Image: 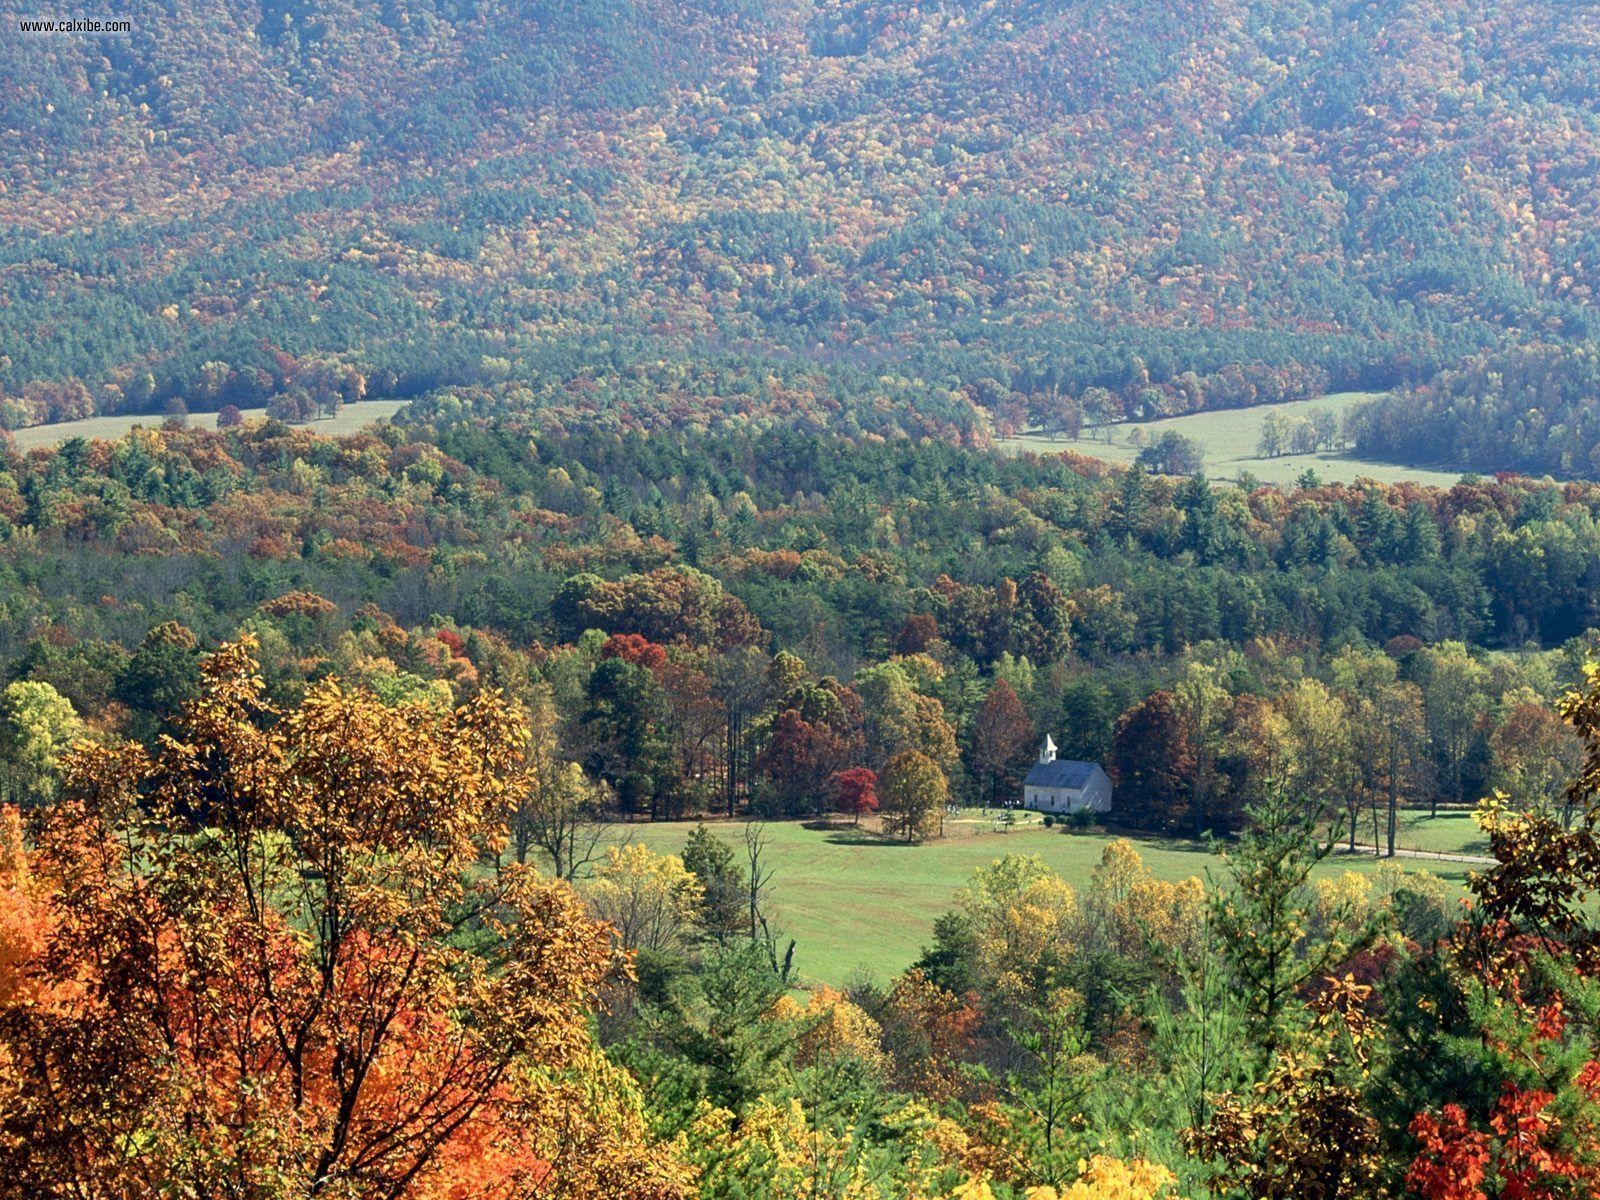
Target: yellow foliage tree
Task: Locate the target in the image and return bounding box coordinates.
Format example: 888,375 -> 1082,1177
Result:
585,843 -> 704,954
1084,839 -> 1205,965
958,854 -> 1080,1003
691,1094 -> 992,1200
690,1097 -> 880,1200
771,985 -> 892,1075
1026,1155 -> 1179,1200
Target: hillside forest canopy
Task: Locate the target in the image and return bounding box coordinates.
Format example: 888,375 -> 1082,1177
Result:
2,1 -> 1600,470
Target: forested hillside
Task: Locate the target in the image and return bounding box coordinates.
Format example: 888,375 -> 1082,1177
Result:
1351,342 -> 1600,478
3,0 -> 1599,438
13,5 -> 1600,1195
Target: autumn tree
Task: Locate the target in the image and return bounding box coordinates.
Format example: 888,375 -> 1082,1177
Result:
754,708 -> 836,816
1189,977 -> 1388,1200
520,765 -> 612,877
1173,663 -> 1230,836
1333,647 -> 1429,856
832,766 -> 878,824
659,654 -> 726,814
712,646 -> 772,817
1081,839 -> 1205,970
969,679 -> 1035,809
0,805 -> 39,1008
601,632 -> 669,671
0,638 -> 691,1198
856,662 -> 958,774
1490,693 -> 1584,822
948,854 -> 1080,1010
585,844 -> 704,957
878,968 -> 980,1101
753,677 -> 862,817
879,749 -> 949,843
1277,677 -> 1358,845
511,694 -> 611,879
1110,691 -> 1194,833
0,681 -> 82,807
554,566 -> 761,650
1404,660 -> 1600,1199
896,613 -> 939,655
1420,642 -> 1489,812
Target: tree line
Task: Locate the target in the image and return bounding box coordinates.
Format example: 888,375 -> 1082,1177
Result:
4,422 -> 1599,829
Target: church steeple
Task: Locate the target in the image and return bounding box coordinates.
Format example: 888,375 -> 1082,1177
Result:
1038,734 -> 1057,764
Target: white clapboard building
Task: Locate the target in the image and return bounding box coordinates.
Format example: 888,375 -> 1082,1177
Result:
1021,736 -> 1113,815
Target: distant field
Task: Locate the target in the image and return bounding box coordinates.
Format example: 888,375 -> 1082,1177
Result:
599,813 -> 1471,986
1001,392 -> 1468,488
10,400 -> 411,450
1392,810 -> 1492,857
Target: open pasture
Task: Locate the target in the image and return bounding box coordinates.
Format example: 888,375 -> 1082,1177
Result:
10,400 -> 411,450
602,813 -> 1472,986
1001,392 -> 1467,488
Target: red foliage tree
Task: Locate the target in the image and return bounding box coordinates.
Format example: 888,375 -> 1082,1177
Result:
969,679 -> 1035,808
755,708 -> 840,817
832,766 -> 878,824
601,632 -> 669,672
1109,690 -> 1195,832
896,614 -> 938,655
1405,667 -> 1600,1199
1408,1074 -> 1600,1200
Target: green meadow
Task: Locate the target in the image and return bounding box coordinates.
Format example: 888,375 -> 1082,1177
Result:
600,813 -> 1476,986
1001,392 -> 1468,488
10,399 -> 411,450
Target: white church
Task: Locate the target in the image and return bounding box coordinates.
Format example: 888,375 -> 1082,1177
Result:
1021,736 -> 1113,815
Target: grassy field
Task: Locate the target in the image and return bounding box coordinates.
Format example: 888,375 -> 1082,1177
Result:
601,813 -> 1473,986
1390,810 -> 1493,857
1333,809 -> 1492,858
10,400 -> 411,450
1001,392 -> 1467,488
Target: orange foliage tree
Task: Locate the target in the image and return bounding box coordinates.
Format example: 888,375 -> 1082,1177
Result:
0,638 -> 692,1199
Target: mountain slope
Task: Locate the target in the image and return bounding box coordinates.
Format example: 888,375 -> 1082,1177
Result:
2,0 -> 1598,440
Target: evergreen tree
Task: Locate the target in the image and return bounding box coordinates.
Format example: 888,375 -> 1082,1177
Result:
1212,781 -> 1368,1063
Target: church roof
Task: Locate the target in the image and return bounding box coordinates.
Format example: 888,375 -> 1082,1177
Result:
1023,759 -> 1101,789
